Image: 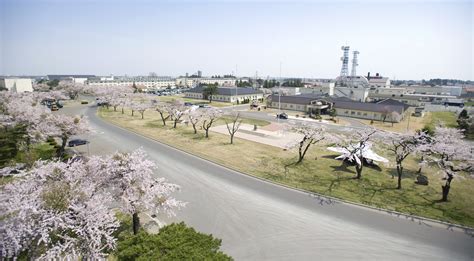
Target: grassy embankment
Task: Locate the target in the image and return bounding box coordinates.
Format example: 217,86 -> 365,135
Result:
99,107 -> 474,227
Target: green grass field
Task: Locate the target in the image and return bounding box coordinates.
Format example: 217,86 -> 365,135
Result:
99,107 -> 474,227
426,111 -> 458,128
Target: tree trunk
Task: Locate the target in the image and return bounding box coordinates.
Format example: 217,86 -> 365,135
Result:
355,163 -> 363,179
58,136 -> 68,157
114,106 -> 117,112
417,155 -> 424,174
121,107 -> 124,114
141,112 -> 144,119
159,113 -> 167,126
192,124 -> 197,134
205,128 -> 209,138
230,134 -> 234,144
396,164 -> 403,189
173,120 -> 178,128
441,175 -> 453,202
131,110 -> 134,116
132,212 -> 140,235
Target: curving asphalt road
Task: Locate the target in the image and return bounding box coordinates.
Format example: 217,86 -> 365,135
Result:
65,104 -> 473,261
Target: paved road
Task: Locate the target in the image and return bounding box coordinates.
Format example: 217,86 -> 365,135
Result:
64,104 -> 473,261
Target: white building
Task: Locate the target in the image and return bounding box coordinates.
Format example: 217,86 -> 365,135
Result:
403,85 -> 462,96
333,86 -> 370,102
368,77 -> 391,88
87,77 -> 176,89
0,78 -> 33,93
175,77 -> 198,87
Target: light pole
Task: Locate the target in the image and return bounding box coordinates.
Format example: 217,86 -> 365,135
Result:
278,62 -> 282,124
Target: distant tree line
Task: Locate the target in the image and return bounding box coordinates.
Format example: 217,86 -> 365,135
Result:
282,79 -> 304,87
392,79 -> 473,86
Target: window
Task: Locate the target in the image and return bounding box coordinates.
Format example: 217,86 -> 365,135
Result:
345,111 -> 349,114
351,111 -> 355,115
357,112 -> 361,115
363,113 -> 367,116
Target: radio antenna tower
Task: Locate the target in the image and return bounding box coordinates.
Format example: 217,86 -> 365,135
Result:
351,50 -> 359,77
340,46 -> 350,77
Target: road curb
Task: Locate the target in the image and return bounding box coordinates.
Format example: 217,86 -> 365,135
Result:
97,110 -> 474,234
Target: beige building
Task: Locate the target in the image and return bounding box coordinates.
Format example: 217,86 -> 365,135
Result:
333,99 -> 407,123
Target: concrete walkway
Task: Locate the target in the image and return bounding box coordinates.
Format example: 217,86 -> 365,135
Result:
211,123 -> 303,148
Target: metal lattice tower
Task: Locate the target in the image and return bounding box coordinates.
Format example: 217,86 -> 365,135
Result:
340,46 -> 350,77
351,51 -> 359,77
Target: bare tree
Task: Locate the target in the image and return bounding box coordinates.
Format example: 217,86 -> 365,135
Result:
225,112 -> 242,144
201,108 -> 222,138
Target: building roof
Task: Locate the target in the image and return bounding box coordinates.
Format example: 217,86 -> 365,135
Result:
376,98 -> 410,110
369,77 -> 390,84
333,100 -> 405,114
47,75 -> 96,80
268,94 -> 329,105
186,86 -> 262,96
445,98 -> 464,103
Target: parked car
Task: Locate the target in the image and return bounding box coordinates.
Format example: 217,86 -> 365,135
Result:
68,139 -> 88,147
198,104 -> 210,108
51,104 -> 59,111
184,102 -> 193,106
81,100 -> 89,104
276,113 -> 288,119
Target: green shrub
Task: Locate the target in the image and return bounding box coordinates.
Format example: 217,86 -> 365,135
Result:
116,222 -> 232,261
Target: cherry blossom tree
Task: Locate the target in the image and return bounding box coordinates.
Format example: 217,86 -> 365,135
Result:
201,108 -> 223,138
187,108 -> 203,134
47,114 -> 90,156
0,149 -> 185,258
103,149 -> 185,234
155,102 -> 171,126
3,93 -> 54,148
135,101 -> 153,119
383,131 -> 428,189
421,127 -> 473,201
167,101 -> 187,128
286,122 -> 332,164
0,159 -> 119,259
333,128 -> 378,179
57,81 -> 84,100
390,111 -> 401,126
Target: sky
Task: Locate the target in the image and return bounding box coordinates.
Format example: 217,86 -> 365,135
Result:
0,0 -> 473,80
